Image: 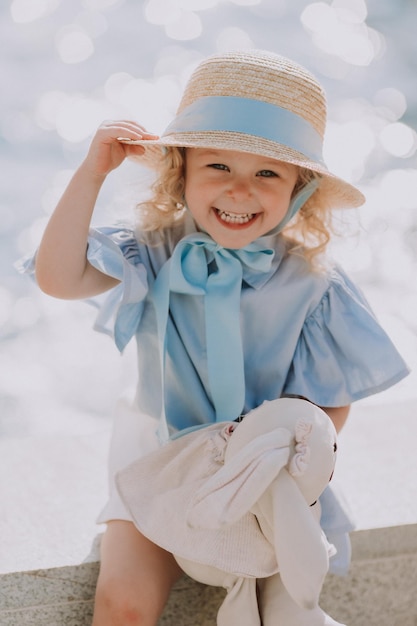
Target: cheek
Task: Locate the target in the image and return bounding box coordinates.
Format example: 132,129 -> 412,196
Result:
186,180 -> 216,207
184,178 -> 197,206
282,184 -> 297,203
184,181 -> 209,217
262,184 -> 293,206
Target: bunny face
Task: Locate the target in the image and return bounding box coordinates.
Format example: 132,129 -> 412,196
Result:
225,398 -> 337,507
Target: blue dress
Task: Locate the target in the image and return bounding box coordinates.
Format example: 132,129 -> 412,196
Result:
19,212 -> 410,574
85,214 -> 408,426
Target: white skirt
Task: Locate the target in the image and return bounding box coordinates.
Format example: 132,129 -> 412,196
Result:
97,398 -> 162,524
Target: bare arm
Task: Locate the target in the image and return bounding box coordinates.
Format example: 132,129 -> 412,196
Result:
320,405 -> 350,433
35,121 -> 158,300
282,394 -> 350,433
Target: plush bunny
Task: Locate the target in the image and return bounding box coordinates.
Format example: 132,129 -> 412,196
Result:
116,398 -> 345,625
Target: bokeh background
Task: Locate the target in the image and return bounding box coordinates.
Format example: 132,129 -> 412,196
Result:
2,0 -> 417,441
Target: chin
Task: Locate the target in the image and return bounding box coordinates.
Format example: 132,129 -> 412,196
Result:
213,235 -> 257,249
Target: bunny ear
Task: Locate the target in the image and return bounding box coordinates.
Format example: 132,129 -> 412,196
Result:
255,469 -> 329,610
187,428 -> 291,529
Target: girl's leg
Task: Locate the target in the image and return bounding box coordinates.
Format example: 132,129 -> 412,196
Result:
92,520 -> 183,626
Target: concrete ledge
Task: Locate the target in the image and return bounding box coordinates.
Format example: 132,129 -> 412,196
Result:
321,524 -> 417,626
0,563 -> 99,626
1,524 -> 416,626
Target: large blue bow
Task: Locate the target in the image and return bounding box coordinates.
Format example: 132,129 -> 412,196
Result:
151,232 -> 275,441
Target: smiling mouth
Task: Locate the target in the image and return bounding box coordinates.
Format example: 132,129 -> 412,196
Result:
215,209 -> 257,225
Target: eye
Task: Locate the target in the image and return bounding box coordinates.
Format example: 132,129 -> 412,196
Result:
257,169 -> 278,178
208,163 -> 229,171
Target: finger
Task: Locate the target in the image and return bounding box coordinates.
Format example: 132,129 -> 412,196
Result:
117,135 -> 159,145
118,120 -> 154,135
101,120 -> 158,140
124,144 -> 147,157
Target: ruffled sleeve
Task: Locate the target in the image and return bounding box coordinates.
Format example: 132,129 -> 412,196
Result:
86,226 -> 148,352
283,268 -> 410,407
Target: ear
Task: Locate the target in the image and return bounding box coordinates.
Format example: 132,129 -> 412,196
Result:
255,468 -> 329,610
187,428 -> 291,529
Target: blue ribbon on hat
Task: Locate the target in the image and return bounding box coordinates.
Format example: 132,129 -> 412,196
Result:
163,95 -> 325,165
151,181 -> 319,442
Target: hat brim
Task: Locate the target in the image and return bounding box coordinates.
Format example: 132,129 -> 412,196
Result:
122,131 -> 365,210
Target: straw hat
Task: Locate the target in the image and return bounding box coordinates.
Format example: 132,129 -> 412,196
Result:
125,50 -> 365,209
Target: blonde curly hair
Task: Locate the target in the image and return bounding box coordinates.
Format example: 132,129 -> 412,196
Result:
136,147 -> 335,264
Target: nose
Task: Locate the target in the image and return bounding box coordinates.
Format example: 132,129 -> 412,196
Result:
226,175 -> 252,200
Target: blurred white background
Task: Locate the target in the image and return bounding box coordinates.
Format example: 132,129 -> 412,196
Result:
1,0 -> 416,439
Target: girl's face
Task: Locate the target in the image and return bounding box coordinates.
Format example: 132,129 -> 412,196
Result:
184,148 -> 299,249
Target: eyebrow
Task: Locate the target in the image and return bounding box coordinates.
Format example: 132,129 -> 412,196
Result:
260,158 -> 293,171
194,149 -> 224,158
192,149 -> 294,172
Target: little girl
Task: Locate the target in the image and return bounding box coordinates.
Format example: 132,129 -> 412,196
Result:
30,50 -> 408,625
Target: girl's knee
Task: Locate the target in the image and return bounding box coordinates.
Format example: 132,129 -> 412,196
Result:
92,521 -> 181,626
93,574 -> 160,626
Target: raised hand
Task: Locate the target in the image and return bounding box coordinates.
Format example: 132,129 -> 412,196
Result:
82,120 -> 159,178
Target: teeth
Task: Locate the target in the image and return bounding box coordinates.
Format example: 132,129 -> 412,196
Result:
217,210 -> 255,224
